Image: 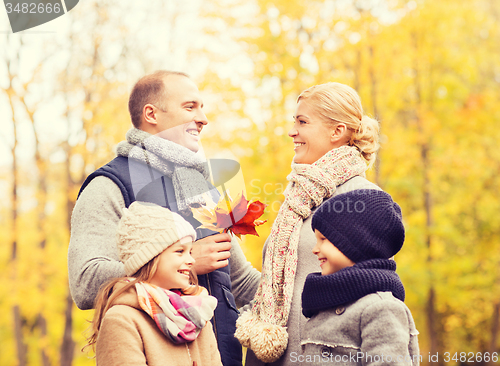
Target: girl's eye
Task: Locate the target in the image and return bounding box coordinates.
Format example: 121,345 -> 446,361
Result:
186,105 -> 194,110
299,120 -> 306,124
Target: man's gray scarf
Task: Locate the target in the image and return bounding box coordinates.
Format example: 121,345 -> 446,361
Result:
116,128 -> 210,215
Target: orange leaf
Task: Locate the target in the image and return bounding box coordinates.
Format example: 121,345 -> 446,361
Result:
215,208 -> 234,229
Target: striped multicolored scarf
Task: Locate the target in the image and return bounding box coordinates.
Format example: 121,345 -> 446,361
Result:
135,282 -> 217,344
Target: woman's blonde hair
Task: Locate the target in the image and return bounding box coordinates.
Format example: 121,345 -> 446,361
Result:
84,254 -> 198,354
297,82 -> 380,165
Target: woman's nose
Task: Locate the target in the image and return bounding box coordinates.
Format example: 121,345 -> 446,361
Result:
288,127 -> 297,137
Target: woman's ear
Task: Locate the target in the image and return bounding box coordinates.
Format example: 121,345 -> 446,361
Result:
330,123 -> 348,144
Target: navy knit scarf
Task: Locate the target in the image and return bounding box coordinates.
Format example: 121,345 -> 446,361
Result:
302,259 -> 405,318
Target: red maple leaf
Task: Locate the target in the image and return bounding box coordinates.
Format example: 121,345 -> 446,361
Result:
192,192 -> 267,238
230,200 -> 267,238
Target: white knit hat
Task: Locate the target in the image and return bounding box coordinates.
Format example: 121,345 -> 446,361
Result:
117,201 -> 197,276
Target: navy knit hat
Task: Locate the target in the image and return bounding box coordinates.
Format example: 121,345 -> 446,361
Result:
311,189 -> 404,263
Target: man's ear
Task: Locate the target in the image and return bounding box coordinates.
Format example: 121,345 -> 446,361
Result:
330,123 -> 347,144
143,104 -> 158,127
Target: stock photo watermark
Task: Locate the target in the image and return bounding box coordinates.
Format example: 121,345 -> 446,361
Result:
249,179 -> 377,214
291,350 -> 499,364
3,0 -> 79,32
290,351 -> 423,364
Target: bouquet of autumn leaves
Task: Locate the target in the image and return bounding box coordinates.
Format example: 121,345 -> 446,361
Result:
191,192 -> 267,238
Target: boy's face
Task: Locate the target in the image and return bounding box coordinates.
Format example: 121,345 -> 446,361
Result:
312,229 -> 355,275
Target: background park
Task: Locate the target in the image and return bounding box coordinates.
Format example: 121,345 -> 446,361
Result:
1,0 -> 500,365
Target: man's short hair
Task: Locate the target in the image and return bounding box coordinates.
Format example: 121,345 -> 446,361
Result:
128,70 -> 189,128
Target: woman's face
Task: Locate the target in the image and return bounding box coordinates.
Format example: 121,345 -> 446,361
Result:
288,100 -> 339,165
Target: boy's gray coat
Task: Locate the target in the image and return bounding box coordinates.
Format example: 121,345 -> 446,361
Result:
300,292 -> 420,366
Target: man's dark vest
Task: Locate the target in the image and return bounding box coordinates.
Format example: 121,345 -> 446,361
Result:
79,156 -> 242,366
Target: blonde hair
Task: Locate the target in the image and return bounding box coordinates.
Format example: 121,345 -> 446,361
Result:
297,82 -> 380,165
84,254 -> 198,354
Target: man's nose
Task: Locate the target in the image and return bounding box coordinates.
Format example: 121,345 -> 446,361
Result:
196,110 -> 208,125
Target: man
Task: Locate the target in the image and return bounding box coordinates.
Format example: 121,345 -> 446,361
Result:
68,71 -> 260,366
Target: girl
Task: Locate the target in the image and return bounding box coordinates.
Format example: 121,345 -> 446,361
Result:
86,201 -> 222,366
301,190 -> 420,365
236,82 -> 381,365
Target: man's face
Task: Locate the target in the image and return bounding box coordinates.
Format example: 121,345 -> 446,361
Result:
155,75 -> 208,152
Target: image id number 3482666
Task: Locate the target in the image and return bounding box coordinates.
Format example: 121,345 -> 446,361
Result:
443,352 -> 498,363
5,3 -> 62,14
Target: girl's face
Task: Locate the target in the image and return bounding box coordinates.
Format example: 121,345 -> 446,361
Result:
312,229 -> 354,275
289,100 -> 343,165
149,237 -> 195,290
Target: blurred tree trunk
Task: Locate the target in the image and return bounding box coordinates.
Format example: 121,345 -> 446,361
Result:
488,302 -> 500,365
5,34 -> 28,366
487,0 -> 500,361
60,292 -> 75,366
15,69 -> 52,366
9,96 -> 27,366
421,134 -> 438,361
368,42 -> 381,188
60,118 -> 76,366
32,120 -> 51,366
59,61 -> 76,366
411,28 -> 442,365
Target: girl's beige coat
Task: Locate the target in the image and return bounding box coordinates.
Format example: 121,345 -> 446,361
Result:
96,284 -> 222,366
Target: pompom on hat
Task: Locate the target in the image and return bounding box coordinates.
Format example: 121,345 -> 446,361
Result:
117,201 -> 197,276
311,189 -> 405,263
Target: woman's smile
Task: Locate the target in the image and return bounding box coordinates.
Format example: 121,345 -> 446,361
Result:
293,142 -> 305,150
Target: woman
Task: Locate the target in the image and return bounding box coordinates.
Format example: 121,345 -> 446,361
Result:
235,82 -> 381,365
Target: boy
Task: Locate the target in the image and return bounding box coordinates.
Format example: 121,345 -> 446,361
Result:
301,190 -> 420,365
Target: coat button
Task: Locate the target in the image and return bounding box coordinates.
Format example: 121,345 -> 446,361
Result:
335,306 -> 345,315
320,346 -> 331,357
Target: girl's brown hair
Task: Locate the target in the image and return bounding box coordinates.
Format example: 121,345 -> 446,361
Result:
298,82 -> 380,166
84,253 -> 198,353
